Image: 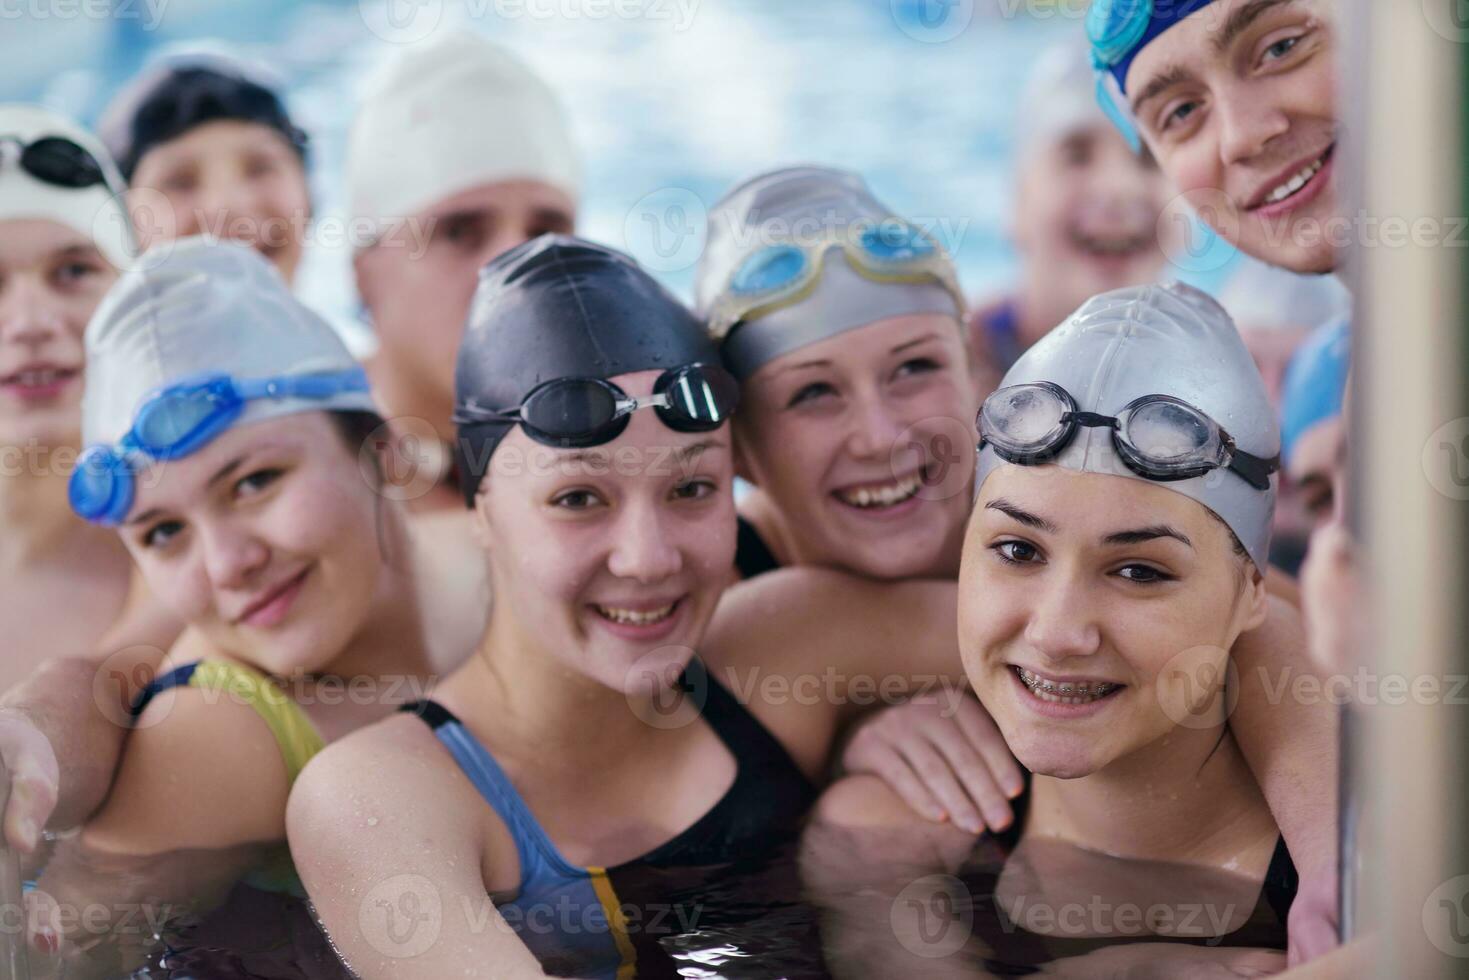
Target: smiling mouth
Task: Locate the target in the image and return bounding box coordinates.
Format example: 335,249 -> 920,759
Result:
1256,145 -> 1333,209
1070,228 -> 1151,259
1013,666 -> 1123,705
593,601 -> 679,626
1,366 -> 78,388
834,469 -> 924,510
237,567 -> 310,626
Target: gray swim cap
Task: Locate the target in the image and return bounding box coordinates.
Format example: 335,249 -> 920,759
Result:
976,281 -> 1278,569
695,165 -> 963,380
83,237 -> 376,449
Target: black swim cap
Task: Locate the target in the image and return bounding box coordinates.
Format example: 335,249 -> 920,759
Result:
101,62 -> 308,182
454,234 -> 720,506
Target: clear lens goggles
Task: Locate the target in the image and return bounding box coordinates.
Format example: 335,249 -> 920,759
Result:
978,381 -> 1278,491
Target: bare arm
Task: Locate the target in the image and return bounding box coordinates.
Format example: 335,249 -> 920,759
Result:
800,775 -> 985,979
1230,596 -> 1340,963
0,573 -> 181,848
288,720 -> 550,980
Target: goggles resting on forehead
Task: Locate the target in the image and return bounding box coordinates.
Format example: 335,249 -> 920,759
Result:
453,362 -> 740,450
706,220 -> 964,339
69,368 -> 371,526
0,135 -> 109,190
978,381 -> 1278,491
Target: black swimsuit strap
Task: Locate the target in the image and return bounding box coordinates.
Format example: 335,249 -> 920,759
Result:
734,516 -> 781,579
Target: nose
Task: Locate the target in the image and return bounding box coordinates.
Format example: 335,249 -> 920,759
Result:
480,227 -> 528,269
606,498 -> 683,584
194,174 -> 272,241
0,278 -> 66,347
199,519 -> 271,595
845,386 -> 907,461
1217,85 -> 1291,168
1022,567 -> 1103,664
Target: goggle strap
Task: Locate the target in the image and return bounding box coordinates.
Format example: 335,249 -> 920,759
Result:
1228,450 -> 1280,492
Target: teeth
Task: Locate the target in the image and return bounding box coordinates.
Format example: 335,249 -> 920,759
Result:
838,473 -> 922,509
1264,156 -> 1325,205
10,369 -> 61,387
595,603 -> 675,626
1016,667 -> 1117,705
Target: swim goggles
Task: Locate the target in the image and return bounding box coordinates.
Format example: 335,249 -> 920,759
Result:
978,381 -> 1278,491
70,367 -> 371,526
1085,0 -> 1219,153
0,135 -> 109,189
705,221 -> 964,339
453,363 -> 740,450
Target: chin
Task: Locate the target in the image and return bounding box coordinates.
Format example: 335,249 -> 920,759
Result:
611,642 -> 696,699
1013,742 -> 1103,780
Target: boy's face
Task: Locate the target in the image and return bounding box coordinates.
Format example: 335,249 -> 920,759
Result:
1126,0 -> 1338,274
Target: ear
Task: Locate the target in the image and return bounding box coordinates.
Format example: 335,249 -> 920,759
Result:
353,247 -> 378,311
730,424 -> 758,488
468,481 -> 495,552
1240,564 -> 1270,634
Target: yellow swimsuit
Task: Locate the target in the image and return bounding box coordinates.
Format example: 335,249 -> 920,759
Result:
131,659 -> 325,893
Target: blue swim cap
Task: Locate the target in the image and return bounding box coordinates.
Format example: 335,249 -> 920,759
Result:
1087,0 -> 1219,94
1280,318 -> 1351,467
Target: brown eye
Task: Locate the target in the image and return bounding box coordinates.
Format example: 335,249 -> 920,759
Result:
994,540 -> 1039,565
142,519 -> 185,549
552,488 -> 602,510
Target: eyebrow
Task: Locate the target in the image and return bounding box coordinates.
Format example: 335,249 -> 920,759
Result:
1103,525 -> 1194,549
773,357 -> 833,377
985,498 -> 1058,534
553,441 -> 726,467
1214,0 -> 1297,55
892,333 -> 940,355
1130,0 -> 1299,116
1129,64 -> 1199,117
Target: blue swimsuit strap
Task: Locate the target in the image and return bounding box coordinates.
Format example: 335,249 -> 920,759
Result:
400,701 -> 586,882
130,662 -> 201,719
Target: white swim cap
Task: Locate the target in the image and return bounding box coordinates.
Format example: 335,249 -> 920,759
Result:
1013,39 -> 1109,162
0,104 -> 134,269
82,237 -> 376,449
346,32 -> 581,245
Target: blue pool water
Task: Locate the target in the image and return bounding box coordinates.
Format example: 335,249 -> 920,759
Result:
1,0 -> 1235,331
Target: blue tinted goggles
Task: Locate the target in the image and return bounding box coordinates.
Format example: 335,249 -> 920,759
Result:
706,221 -> 963,339
69,368 -> 370,526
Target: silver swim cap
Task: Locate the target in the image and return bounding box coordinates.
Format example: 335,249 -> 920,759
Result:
82,237 -> 376,449
695,165 -> 963,380
976,281 -> 1278,569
